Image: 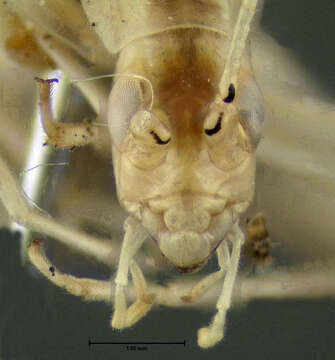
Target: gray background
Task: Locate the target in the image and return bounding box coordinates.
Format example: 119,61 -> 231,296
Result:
1,1 -> 335,359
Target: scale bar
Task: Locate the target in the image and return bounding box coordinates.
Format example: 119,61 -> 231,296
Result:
89,340 -> 186,347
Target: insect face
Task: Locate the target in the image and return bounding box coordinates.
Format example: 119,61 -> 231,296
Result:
107,30 -> 262,271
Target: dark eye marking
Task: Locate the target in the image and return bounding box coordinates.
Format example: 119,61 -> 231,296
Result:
205,112 -> 223,136
223,84 -> 235,103
150,130 -> 170,145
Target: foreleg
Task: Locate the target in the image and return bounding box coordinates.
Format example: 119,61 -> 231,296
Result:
111,217 -> 155,329
198,223 -> 244,348
181,241 -> 230,303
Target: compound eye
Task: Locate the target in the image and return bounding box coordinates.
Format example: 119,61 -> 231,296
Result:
238,81 -> 264,148
108,78 -> 144,146
239,109 -> 263,147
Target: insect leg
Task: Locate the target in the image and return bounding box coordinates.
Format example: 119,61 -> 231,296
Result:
123,260 -> 156,327
198,224 -> 244,348
0,153 -> 115,264
181,242 -> 230,303
35,77 -> 100,149
28,239 -> 112,302
112,217 -> 149,329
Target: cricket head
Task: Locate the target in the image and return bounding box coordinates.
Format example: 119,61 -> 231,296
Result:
107,73 -> 263,272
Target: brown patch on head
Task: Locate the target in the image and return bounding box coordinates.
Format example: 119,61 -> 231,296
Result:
156,29 -> 221,158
